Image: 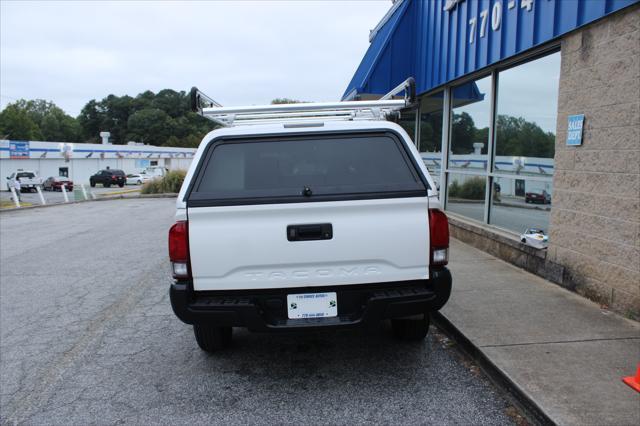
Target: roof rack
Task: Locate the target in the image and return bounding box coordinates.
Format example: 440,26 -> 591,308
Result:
190,77 -> 415,127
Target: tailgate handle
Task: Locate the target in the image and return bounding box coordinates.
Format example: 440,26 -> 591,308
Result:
287,223 -> 332,241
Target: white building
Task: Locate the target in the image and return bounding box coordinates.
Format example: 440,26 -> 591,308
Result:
0,140 -> 195,184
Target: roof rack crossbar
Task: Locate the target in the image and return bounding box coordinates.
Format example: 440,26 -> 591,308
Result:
190,78 -> 415,127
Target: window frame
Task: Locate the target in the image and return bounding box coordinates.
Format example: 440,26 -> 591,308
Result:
413,43 -> 561,234
185,129 -> 430,208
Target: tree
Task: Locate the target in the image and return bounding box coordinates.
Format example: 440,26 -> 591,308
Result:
495,115 -> 554,158
78,89 -> 217,146
127,108 -> 175,146
451,112 -> 486,154
271,98 -> 305,104
0,104 -> 41,140
0,99 -> 80,141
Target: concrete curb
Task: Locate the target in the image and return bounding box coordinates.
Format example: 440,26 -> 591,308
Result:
432,312 -> 555,426
0,193 -> 178,213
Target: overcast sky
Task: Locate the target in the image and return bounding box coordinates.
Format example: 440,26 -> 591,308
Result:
1,0 -> 392,116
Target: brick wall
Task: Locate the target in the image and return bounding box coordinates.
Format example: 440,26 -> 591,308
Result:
548,4 -> 640,319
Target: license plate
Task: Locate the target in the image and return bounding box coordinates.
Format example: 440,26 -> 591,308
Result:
287,292 -> 337,319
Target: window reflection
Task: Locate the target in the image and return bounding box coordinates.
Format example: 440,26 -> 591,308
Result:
397,110 -> 416,143
494,52 -> 560,177
446,173 -> 486,222
490,176 -> 551,234
449,76 -> 491,172
418,91 -> 444,188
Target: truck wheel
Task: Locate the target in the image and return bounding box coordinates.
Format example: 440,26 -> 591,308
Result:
118,183 -> 124,188
392,314 -> 430,341
90,181 -> 95,188
193,325 -> 232,353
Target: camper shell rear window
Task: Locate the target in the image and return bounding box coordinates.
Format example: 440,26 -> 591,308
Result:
187,131 -> 427,207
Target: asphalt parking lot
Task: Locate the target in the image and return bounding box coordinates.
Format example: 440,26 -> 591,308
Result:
0,199 -> 520,425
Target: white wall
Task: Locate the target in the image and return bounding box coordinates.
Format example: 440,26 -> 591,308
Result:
1,140 -> 195,184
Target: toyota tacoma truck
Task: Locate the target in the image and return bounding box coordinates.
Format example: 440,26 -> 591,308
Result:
169,94 -> 452,353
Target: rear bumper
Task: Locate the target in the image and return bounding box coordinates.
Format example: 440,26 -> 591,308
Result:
170,268 -> 452,332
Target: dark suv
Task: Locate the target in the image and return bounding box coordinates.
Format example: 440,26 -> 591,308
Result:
90,169 -> 126,188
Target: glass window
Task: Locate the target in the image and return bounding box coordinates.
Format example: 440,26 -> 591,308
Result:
494,52 -> 559,177
446,173 -> 486,222
397,110 -> 416,143
449,76 -> 491,172
193,135 -> 426,200
490,52 -> 559,233
418,91 -> 444,188
489,176 -> 551,234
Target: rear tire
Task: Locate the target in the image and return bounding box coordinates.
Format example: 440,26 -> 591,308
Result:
392,314 -> 430,341
193,325 -> 232,353
118,183 -> 124,188
90,180 -> 95,188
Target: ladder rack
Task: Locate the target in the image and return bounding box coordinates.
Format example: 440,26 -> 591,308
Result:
190,77 -> 415,127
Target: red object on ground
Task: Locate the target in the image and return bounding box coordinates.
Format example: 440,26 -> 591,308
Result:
622,364 -> 640,393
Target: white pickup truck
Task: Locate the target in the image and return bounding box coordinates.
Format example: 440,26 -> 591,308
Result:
5,170 -> 43,192
169,94 -> 452,353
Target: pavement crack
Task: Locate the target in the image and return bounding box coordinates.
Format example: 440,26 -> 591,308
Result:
480,336 -> 640,348
1,258 -> 165,425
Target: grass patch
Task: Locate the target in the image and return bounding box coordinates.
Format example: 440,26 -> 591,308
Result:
141,170 -> 187,194
0,200 -> 33,209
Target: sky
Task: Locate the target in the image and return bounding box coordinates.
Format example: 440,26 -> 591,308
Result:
0,0 -> 392,117
453,52 -> 561,134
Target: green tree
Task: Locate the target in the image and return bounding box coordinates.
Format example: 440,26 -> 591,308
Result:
0,99 -> 80,141
127,108 -> 175,146
271,98 -> 305,104
0,104 -> 41,140
495,115 -> 555,158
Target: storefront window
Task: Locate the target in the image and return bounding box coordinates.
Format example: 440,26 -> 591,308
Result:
446,173 -> 486,222
490,52 -> 559,233
397,110 -> 416,143
418,91 -> 444,188
449,76 -> 491,173
490,176 -> 551,234
493,52 -> 559,177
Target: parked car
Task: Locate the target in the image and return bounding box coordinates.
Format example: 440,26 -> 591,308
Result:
89,169 -> 126,188
43,176 -> 74,191
126,173 -> 152,185
5,170 -> 44,192
525,190 -> 551,204
169,97 -> 452,353
520,228 -> 549,248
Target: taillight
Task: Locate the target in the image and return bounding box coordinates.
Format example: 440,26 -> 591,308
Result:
169,221 -> 191,279
111,175 -> 117,180
429,209 -> 449,267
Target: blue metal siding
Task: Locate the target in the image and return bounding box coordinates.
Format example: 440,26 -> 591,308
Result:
344,0 -> 639,99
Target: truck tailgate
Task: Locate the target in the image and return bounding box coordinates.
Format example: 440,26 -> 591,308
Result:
188,197 -> 429,291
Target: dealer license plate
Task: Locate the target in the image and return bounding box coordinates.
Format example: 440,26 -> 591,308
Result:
287,292 -> 337,319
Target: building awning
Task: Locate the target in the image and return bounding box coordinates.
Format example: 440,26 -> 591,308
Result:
344,0 -> 638,102
342,0 -> 413,101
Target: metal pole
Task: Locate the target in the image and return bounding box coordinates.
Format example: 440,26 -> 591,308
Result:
484,70 -> 499,225
81,184 -> 88,200
36,186 -> 46,205
9,187 -> 20,208
440,87 -> 452,205
61,184 -> 69,203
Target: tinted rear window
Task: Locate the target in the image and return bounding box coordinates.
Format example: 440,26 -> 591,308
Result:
190,134 -> 426,203
17,172 -> 35,179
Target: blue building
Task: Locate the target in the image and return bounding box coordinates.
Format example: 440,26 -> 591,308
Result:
345,0 -> 640,316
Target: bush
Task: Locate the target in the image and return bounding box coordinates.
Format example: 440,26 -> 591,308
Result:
448,177 -> 485,200
141,169 -> 187,194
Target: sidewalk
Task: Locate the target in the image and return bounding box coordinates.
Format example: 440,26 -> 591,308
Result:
442,239 -> 640,426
